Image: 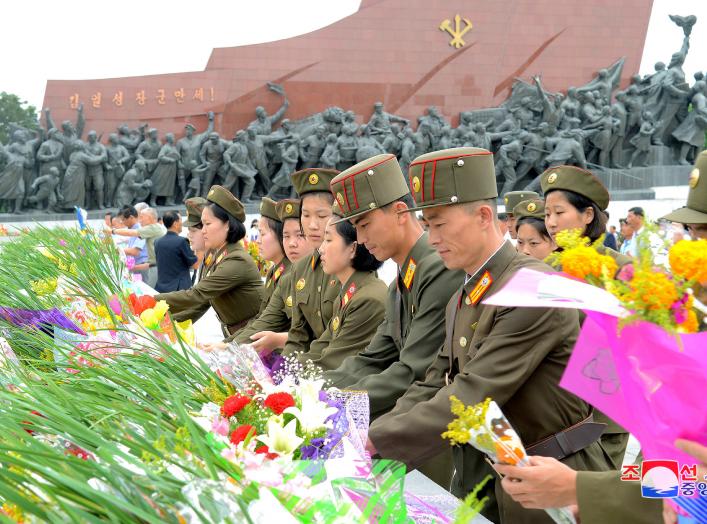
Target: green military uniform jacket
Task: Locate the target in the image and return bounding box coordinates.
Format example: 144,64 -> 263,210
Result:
302,270 -> 387,372
369,242 -> 613,523
232,271 -> 295,344
324,232 -> 464,419
228,258 -> 291,341
156,242 -> 263,336
283,251 -> 341,356
576,470 -> 662,523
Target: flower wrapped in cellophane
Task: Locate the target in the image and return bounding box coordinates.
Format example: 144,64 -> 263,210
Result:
443,396 -> 577,524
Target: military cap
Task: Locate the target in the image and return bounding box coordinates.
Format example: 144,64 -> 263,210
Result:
540,165 -> 610,211
276,199 -> 301,222
407,147 -> 496,210
259,197 -> 280,222
332,200 -> 344,218
206,185 -> 246,222
662,151 -> 707,224
504,191 -> 540,215
512,198 -> 545,221
291,168 -> 340,198
329,154 -> 410,222
184,197 -> 207,227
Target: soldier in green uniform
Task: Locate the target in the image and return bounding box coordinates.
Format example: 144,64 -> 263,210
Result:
542,165 -> 632,269
156,185 -> 264,337
367,147 -> 612,524
503,190 -> 540,239
171,197 -> 208,321
302,202 -> 387,371
324,153 -> 462,487
541,165 -> 631,468
282,168 -> 342,357
512,198 -> 556,261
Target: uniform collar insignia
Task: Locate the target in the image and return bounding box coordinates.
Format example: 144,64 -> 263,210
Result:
402,258 -> 417,290
341,282 -> 357,308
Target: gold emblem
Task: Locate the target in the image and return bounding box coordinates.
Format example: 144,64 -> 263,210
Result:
296,278 -> 305,291
439,14 -> 473,49
547,172 -> 558,184
208,188 -> 215,198
308,173 -> 319,185
689,168 -> 700,189
412,176 -> 421,193
286,295 -> 293,307
332,316 -> 340,331
285,203 -> 294,215
259,202 -> 264,212
459,336 -> 468,348
504,197 -> 509,205
527,202 -> 537,213
464,296 -> 471,306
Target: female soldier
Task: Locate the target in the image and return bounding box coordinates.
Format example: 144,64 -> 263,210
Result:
512,198 -> 555,261
156,185 -> 263,337
540,165 -> 630,469
282,168 -> 342,357
301,205 -> 387,371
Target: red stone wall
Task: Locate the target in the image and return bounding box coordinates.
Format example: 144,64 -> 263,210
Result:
42,0 -> 654,141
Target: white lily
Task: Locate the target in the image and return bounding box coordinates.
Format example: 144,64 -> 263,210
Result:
284,390 -> 338,434
256,417 -> 304,457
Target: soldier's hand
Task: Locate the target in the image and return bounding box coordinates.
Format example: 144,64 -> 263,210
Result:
249,331 -> 287,354
198,340 -> 227,352
495,455 -> 578,509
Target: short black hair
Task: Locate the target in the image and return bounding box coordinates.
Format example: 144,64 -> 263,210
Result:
498,212 -> 509,222
120,206 -> 138,219
548,189 -> 607,242
515,216 -> 551,241
208,203 -> 246,243
265,217 -> 285,257
619,218 -> 627,225
163,210 -> 181,229
628,207 -> 644,217
335,219 -> 383,272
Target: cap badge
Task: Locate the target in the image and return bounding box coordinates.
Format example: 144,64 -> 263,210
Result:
412,176 -> 421,193
527,202 -> 537,213
308,173 -> 319,185
259,202 -> 264,212
208,188 -> 215,197
504,197 -> 509,205
689,168 -> 700,189
547,172 -> 558,184
285,203 -> 294,214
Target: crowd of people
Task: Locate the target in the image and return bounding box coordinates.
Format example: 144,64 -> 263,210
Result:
101,145 -> 707,523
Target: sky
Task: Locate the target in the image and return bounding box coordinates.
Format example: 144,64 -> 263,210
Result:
1,0 -> 705,113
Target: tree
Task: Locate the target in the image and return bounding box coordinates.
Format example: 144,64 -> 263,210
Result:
0,91 -> 38,144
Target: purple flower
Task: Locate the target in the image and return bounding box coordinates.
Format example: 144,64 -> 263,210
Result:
300,437 -> 326,460
59,239 -> 67,247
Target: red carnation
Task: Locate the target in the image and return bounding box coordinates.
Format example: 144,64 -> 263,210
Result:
263,392 -> 296,415
128,293 -> 157,315
230,424 -> 256,445
255,445 -> 278,459
221,394 -> 251,418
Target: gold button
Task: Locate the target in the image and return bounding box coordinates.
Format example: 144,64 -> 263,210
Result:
464,296 -> 471,306
459,336 -> 467,347
450,196 -> 458,203
367,169 -> 375,175
317,286 -> 321,292
296,278 -> 305,291
457,159 -> 464,167
286,296 -> 293,307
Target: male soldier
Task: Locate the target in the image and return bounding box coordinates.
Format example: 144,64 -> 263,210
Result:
36,128 -> 64,177
367,147 -> 611,524
282,168 -> 342,357
28,166 -> 61,211
135,128 -> 161,176
503,190 -> 540,241
325,154 -> 463,487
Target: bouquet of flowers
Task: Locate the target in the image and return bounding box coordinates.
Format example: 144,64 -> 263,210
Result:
243,238 -> 270,277
443,396 -> 577,524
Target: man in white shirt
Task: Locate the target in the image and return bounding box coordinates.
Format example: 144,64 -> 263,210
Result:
625,206 -> 668,265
